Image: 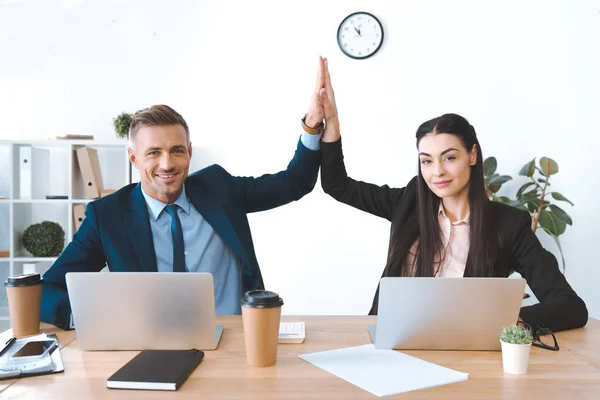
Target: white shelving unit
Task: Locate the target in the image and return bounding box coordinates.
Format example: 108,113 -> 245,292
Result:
0,139 -> 132,329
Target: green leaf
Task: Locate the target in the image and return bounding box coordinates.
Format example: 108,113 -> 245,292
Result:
516,182 -> 535,197
554,215 -> 567,235
519,158 -> 536,177
540,157 -> 559,176
508,198 -> 526,208
488,175 -> 512,186
539,210 -> 559,236
520,191 -> 541,204
497,196 -> 511,203
488,184 -> 501,194
551,192 -> 574,206
486,173 -> 498,187
549,204 -> 572,225
483,157 -> 497,176
536,167 -> 548,177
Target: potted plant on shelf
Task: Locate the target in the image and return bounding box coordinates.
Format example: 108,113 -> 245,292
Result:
112,112 -> 132,139
22,221 -> 65,257
499,325 -> 534,374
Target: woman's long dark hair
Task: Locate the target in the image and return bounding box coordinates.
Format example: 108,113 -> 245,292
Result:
385,113 -> 499,278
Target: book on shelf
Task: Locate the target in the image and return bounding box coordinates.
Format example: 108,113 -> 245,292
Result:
53,134 -> 95,140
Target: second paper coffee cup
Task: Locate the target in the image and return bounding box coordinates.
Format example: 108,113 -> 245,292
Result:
241,290 -> 284,367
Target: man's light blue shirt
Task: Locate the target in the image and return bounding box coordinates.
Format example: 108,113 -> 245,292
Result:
142,186 -> 244,315
140,132 -> 321,315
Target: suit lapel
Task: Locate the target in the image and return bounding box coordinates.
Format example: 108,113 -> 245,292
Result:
186,182 -> 249,266
125,184 -> 158,272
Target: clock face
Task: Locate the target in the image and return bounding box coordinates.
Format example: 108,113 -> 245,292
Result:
337,12 -> 384,60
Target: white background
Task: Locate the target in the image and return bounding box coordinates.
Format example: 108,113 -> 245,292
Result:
1,0 -> 599,318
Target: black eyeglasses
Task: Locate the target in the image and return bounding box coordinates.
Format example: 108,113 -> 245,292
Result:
517,321 -> 560,351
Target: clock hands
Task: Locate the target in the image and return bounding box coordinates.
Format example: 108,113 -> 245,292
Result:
353,26 -> 362,36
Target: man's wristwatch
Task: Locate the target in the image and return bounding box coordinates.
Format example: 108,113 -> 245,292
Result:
301,114 -> 325,135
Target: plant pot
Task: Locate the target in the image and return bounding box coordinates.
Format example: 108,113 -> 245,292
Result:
500,339 -> 531,374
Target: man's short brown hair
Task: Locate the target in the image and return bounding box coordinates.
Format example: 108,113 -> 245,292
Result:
128,105 -> 190,143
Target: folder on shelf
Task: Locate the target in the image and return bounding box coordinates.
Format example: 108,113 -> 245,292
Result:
19,146 -> 32,199
75,147 -> 104,199
73,204 -> 86,232
19,146 -> 49,200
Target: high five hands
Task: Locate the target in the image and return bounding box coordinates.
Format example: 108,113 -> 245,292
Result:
305,56 -> 340,142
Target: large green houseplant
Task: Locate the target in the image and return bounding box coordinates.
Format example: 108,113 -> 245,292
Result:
484,157 -> 573,270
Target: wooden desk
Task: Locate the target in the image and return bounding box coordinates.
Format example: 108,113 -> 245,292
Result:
2,317 -> 600,399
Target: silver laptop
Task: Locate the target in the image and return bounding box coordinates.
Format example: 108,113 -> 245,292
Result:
368,277 -> 526,351
65,272 -> 224,351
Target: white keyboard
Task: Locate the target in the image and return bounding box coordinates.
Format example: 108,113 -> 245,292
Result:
278,321 -> 305,344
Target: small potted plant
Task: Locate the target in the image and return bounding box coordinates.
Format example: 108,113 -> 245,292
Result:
22,221 -> 65,257
499,325 -> 534,374
112,111 -> 132,139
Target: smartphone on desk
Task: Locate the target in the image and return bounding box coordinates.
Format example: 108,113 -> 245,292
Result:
11,340 -> 58,362
1,340 -> 58,376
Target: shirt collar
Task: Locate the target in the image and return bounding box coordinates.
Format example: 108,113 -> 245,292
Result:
438,203 -> 470,226
141,185 -> 191,221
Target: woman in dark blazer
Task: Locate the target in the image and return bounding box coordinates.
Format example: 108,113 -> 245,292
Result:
316,58 -> 587,333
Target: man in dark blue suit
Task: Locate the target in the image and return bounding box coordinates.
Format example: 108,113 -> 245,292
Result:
42,59 -> 330,330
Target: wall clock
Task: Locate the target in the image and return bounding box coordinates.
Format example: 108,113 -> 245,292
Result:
337,12 -> 384,59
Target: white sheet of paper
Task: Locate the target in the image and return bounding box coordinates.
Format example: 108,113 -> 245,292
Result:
299,344 -> 469,397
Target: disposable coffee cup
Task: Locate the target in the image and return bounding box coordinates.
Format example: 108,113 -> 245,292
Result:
241,290 -> 284,367
4,273 -> 44,337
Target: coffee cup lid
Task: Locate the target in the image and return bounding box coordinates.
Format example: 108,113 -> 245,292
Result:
4,273 -> 44,287
241,290 -> 284,309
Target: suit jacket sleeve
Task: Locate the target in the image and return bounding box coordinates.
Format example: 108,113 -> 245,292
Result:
320,138 -> 407,221
41,202 -> 107,330
513,210 -> 588,332
231,136 -> 321,213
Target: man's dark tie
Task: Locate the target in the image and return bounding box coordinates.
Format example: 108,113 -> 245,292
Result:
165,204 -> 186,272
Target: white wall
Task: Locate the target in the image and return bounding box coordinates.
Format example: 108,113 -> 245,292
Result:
1,0 -> 599,318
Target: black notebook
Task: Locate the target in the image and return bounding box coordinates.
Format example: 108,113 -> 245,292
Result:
107,349 -> 204,391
